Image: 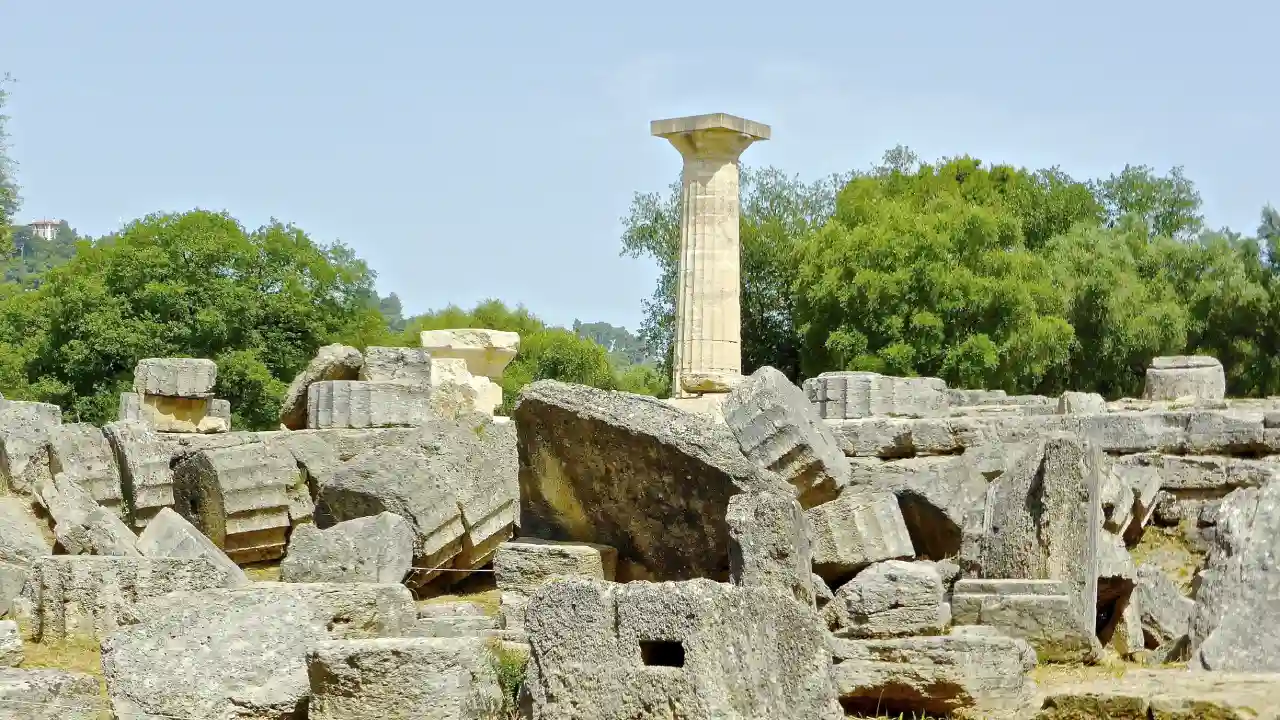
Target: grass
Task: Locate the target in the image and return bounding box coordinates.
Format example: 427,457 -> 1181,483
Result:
1128,521 -> 1204,593
243,562 -> 282,582
417,588 -> 502,617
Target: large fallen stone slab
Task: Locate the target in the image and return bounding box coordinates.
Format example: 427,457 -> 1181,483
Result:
280,511 -> 413,584
831,626 -> 1036,719
35,472 -> 138,556
514,380 -> 791,582
1143,355 -> 1226,403
46,422 -> 124,514
0,401 -> 60,494
101,583 -> 417,720
727,490 -> 813,605
172,440 -> 297,563
521,578 -> 841,720
16,555 -> 235,642
978,435 -> 1101,634
952,578 -> 1100,663
824,560 -> 946,638
807,488 -> 914,584
1035,669 -> 1280,719
102,421 -> 174,529
358,345 -> 432,385
135,507 -> 248,588
133,357 -> 217,397
723,366 -> 851,507
1058,391 -> 1107,414
307,380 -> 433,429
1190,474 -> 1280,671
804,371 -> 948,420
430,416 -> 518,574
856,453 -> 989,560
1135,563 -> 1193,661
306,636 -> 503,720
0,667 -> 108,720
279,343 -> 364,430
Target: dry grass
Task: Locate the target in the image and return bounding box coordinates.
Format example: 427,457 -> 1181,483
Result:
1129,522 -> 1204,593
417,588 -> 502,617
243,562 -> 282,582
18,632 -> 104,680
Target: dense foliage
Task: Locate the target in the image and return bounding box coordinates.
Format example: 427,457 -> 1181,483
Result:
0,74 -> 17,257
621,147 -> 1280,398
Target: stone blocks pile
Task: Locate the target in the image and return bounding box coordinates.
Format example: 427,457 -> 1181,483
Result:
280,511 -> 413,584
952,579 -> 1101,663
420,329 -> 518,417
494,538 -> 616,632
119,357 -> 230,433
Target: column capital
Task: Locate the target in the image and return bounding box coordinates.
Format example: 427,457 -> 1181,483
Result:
651,113 -> 770,161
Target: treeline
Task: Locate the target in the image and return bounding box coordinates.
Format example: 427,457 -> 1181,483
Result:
623,149 -> 1280,400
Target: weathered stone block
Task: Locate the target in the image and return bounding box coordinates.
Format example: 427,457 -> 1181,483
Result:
1143,355 -> 1226,402
494,538 -> 616,596
1034,669 -> 1280,720
101,583 -> 417,720
825,560 -> 946,638
807,488 -> 913,583
514,380 -> 790,582
978,435 -> 1101,635
408,614 -> 502,638
135,507 -> 248,587
172,441 -> 296,563
279,343 -> 363,430
727,490 -> 813,605
1135,563 -> 1193,649
280,511 -> 413,584
1059,391 -> 1107,414
858,453 -> 989,561
137,393 -> 228,433
16,555 -> 235,643
0,497 -> 52,567
0,667 -> 107,719
46,423 -> 124,514
805,371 -> 948,420
444,418 -> 518,573
307,636 -> 503,720
307,380 -> 433,429
724,366 -> 851,507
0,401 -> 60,494
522,578 -> 841,720
952,578 -> 1100,663
36,473 -> 138,556
103,421 -> 174,529
359,346 -> 432,385
831,627 -> 1037,719
420,328 -> 520,381
0,621 -> 20,667
0,562 -> 28,618
133,357 -> 217,397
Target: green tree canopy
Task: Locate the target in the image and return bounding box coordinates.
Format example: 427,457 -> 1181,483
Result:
0,74 -> 19,256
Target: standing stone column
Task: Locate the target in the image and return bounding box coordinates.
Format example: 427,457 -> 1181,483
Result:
651,113 -> 770,398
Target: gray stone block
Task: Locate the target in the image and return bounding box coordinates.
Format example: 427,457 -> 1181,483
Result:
1135,563 -> 1193,649
307,380 -> 433,429
136,507 -> 248,588
46,422 -> 124,514
494,538 -> 616,596
1058,391 -> 1107,414
0,497 -> 52,567
102,421 -> 175,529
727,490 -> 813,605
805,372 -> 948,420
824,560 -> 946,638
807,488 -> 914,583
0,668 -> 107,719
724,366 -> 851,507
279,343 -> 363,430
1143,355 -> 1226,402
521,578 -> 841,720
36,472 -> 138,557
306,636 -> 503,719
0,401 -> 60,494
280,512 -> 413,584
133,357 -> 217,397
952,579 -> 1100,663
359,346 -> 432,385
406,615 -> 502,638
857,454 -> 988,560
0,621 -> 18,668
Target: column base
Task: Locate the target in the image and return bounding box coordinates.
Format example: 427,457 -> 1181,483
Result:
663,395 -> 728,424
680,372 -> 744,395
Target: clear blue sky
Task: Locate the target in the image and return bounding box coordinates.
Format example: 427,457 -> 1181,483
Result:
2,0 -> 1275,332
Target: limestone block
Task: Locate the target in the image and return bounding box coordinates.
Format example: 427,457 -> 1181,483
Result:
444,417 -> 518,572
825,560 -> 946,638
0,497 -> 52,567
494,539 -> 617,596
136,507 -> 248,587
172,441 -> 296,563
521,577 -> 841,720
724,366 -> 852,507
407,614 -> 504,638
1189,474 -> 1280,671
420,328 -> 520,381
279,343 -> 364,429
514,380 -> 790,582
1058,391 -> 1107,414
0,668 -> 107,720
952,578 -> 1101,663
0,621 -> 19,667
727,490 -> 813,605
133,357 -> 217,397
1034,669 -> 1280,720
831,627 -> 1037,719
805,371 -> 948,420
101,583 -> 417,720
279,512 -> 413,584
359,345 -> 432,385
117,391 -> 141,422
307,380 -> 433,429
430,357 -> 502,417
857,453 -> 989,561
664,394 -> 728,423
0,401 -> 60,494
0,562 -> 29,618
46,423 -> 123,516
209,398 -> 231,425
102,421 -> 174,529
418,601 -> 490,619
307,636 -> 503,720
1095,532 -> 1142,657
806,488 -> 914,583
1143,355 -> 1226,402
1136,563 -> 1193,649
16,555 -> 235,643
135,393 -> 225,433
978,435 -> 1102,635
36,473 -> 138,556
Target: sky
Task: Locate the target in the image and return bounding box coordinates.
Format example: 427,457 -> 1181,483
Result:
2,0 -> 1276,333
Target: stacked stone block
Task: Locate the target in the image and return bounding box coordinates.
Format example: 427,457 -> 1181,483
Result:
494,538 -> 617,633
119,357 -> 231,433
420,330 -> 520,417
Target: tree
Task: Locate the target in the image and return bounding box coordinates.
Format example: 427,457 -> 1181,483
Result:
0,210 -> 385,427
0,74 -> 18,256
572,320 -> 654,367
377,292 -> 405,333
1093,165 -> 1204,240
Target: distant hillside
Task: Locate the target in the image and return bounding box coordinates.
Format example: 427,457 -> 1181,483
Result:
572,320 -> 658,368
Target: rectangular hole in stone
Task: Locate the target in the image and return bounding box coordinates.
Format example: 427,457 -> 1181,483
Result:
639,640 -> 685,668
